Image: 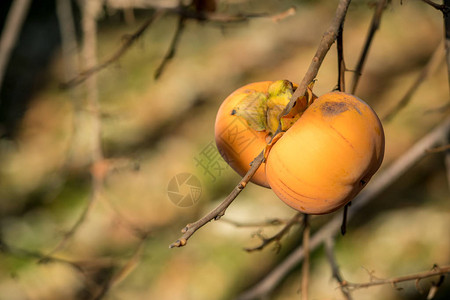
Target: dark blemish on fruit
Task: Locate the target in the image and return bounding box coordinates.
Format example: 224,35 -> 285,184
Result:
320,102 -> 349,116
360,179 -> 367,186
231,109 -> 236,115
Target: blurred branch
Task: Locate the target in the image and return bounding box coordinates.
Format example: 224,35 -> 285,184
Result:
426,143 -> 450,153
221,217 -> 295,228
444,0 -> 450,90
301,214 -> 310,300
154,12 -> 186,79
383,41 -> 445,122
62,6 -> 295,88
0,0 -> 32,95
350,0 -> 388,94
244,212 -> 303,252
62,9 -> 165,88
421,0 -> 446,11
46,0 -> 106,256
324,237 -> 353,300
170,0 -> 351,249
336,23 -> 346,92
169,152 -> 265,248
236,116 -> 450,300
342,264 -> 450,291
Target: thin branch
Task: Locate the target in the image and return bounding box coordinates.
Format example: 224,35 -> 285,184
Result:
221,217 -> 294,228
282,0 -> 352,119
301,214 -> 310,300
444,0 -> 450,91
236,116 -> 450,300
169,152 -> 265,248
244,212 -> 303,252
336,23 -> 346,92
62,9 -> 165,88
343,265 -> 450,291
421,0 -> 446,11
426,143 -> 450,153
0,0 -> 32,95
154,13 -> 186,79
340,201 -> 351,235
170,0 -> 351,249
383,41 -> 445,122
350,0 -> 388,94
324,237 -> 353,300
62,6 -> 295,89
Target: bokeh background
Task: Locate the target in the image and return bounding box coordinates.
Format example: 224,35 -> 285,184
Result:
0,0 -> 449,299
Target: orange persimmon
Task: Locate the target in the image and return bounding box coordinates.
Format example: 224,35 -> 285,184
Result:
265,91 -> 384,214
215,81 -> 272,187
215,80 -> 306,187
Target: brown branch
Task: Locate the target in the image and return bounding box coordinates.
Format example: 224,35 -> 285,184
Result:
154,13 -> 186,79
350,0 -> 388,94
340,201 -> 351,235
282,0 -> 352,119
0,0 -> 32,94
62,9 -> 165,89
170,0 -> 351,249
426,143 -> 450,153
383,41 -> 445,122
236,116 -> 450,300
244,212 -> 303,252
444,0 -> 450,91
421,0 -> 446,11
324,237 -> 353,300
221,217 -> 295,228
169,152 -> 265,248
343,265 -> 450,291
336,23 -> 346,92
301,214 -> 310,300
62,6 -> 295,89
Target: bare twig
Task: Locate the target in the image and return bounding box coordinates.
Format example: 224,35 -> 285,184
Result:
444,0 -> 450,90
62,6 -> 295,88
282,0 -> 352,118
169,152 -> 265,248
336,23 -> 346,92
46,0 -> 105,256
350,0 -> 388,94
426,143 -> 450,153
236,116 -> 450,300
221,217 -> 293,228
301,214 -> 310,300
244,212 -> 303,252
62,9 -> 165,88
383,41 -> 445,122
154,13 -> 186,79
170,0 -> 351,249
342,265 -> 450,291
340,201 -> 351,235
0,0 -> 32,95
324,237 -> 353,300
421,0 -> 446,11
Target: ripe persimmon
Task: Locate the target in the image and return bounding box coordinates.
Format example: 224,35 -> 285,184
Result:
265,91 -> 384,214
214,80 -> 305,188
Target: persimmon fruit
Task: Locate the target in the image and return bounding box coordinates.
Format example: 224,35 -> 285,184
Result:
265,91 -> 385,214
214,80 -> 306,188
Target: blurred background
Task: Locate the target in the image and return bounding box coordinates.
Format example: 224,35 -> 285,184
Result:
0,0 -> 449,299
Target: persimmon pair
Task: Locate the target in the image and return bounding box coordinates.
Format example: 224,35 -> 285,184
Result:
215,81 -> 384,214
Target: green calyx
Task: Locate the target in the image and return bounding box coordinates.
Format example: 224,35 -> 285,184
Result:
232,80 -> 297,135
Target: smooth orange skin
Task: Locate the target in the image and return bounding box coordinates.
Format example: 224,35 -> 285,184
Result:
215,81 -> 273,188
266,92 -> 385,214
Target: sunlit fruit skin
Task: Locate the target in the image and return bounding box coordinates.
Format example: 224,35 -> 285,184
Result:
266,91 -> 385,214
215,81 -> 273,188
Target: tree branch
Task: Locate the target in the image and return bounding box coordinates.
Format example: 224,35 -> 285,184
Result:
169,0 -> 351,249
343,264 -> 450,291
383,40 -> 445,122
324,237 -> 353,300
350,0 -> 388,94
0,0 -> 32,95
236,116 -> 450,300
